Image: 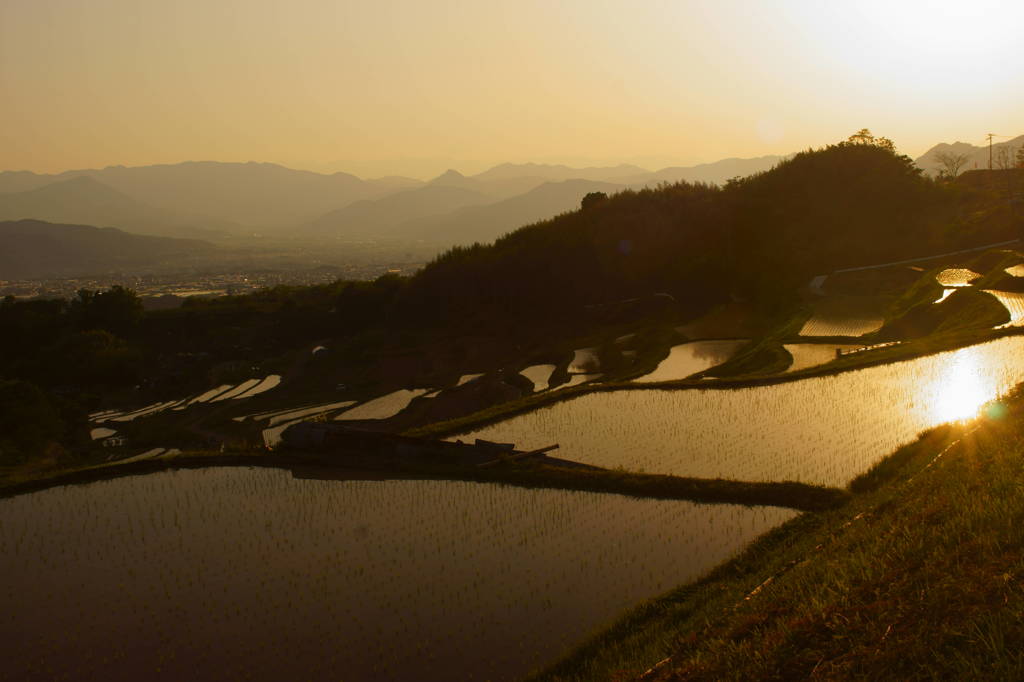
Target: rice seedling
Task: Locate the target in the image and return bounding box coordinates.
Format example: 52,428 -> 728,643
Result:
0,470 -> 797,681
935,268 -> 981,286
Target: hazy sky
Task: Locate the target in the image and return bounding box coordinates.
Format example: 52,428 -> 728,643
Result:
2,0 -> 1022,178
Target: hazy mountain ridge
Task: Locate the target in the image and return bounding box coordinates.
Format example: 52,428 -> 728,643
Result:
0,162 -> 389,231
0,176 -> 233,239
302,184 -> 491,237
0,219 -> 213,279
0,154 -> 817,243
915,135 -> 1024,175
472,162 -> 647,183
401,179 -> 627,244
624,155 -> 790,185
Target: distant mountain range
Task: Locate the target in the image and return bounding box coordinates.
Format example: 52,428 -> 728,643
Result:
303,183 -> 492,237
622,155 -> 791,185
0,162 -> 399,232
914,135 -> 1024,175
0,156 -> 787,243
0,220 -> 213,279
0,176 -> 233,239
400,179 -> 627,244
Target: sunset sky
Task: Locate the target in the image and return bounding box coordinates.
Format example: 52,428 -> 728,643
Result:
2,0 -> 1021,178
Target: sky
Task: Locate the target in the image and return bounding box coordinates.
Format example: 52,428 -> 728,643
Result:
2,0 -> 1022,178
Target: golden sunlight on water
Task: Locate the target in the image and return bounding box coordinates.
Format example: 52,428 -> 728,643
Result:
460,337 -> 1024,486
928,350 -> 994,423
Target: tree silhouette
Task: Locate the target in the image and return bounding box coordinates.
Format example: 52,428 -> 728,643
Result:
996,147 -> 1013,170
845,128 -> 896,152
581,191 -> 608,210
935,151 -> 970,179
70,285 -> 143,334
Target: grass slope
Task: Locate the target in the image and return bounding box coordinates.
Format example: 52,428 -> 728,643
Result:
534,393 -> 1024,681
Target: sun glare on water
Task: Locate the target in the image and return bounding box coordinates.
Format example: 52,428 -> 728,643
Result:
929,350 -> 994,423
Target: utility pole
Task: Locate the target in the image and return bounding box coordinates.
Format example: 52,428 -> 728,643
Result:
986,134 -> 1014,170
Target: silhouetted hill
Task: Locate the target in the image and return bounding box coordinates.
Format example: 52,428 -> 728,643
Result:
0,220 -> 213,278
915,135 -> 1024,175
303,185 -> 490,237
0,177 -> 230,239
405,179 -> 626,244
390,140 -> 1010,331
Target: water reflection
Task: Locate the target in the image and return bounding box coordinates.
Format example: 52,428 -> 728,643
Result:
634,340 -> 746,382
461,337 -> 1024,486
783,343 -> 861,373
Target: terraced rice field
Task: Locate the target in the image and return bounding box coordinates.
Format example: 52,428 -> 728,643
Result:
233,375 -> 282,398
333,389 -> 432,421
935,268 -> 981,286
635,340 -> 746,382
569,347 -> 600,373
211,378 -> 263,401
0,470 -> 796,682
93,376 -> 284,425
983,290 -> 1024,327
460,336 -> 1024,486
783,344 -> 862,373
799,314 -> 883,337
520,364 -> 556,391
562,373 -> 602,388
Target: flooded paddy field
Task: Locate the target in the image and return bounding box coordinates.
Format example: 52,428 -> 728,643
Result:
799,296 -> 885,337
0,469 -> 794,682
520,364 -> 556,391
635,340 -> 746,382
985,290 -> 1024,327
783,343 -> 863,373
333,389 -> 432,421
935,268 -> 981,286
460,336 -> 1024,487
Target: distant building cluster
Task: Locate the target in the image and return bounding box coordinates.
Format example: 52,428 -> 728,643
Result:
0,263 -> 424,304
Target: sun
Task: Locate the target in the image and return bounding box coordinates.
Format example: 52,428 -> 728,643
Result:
931,351 -> 993,423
